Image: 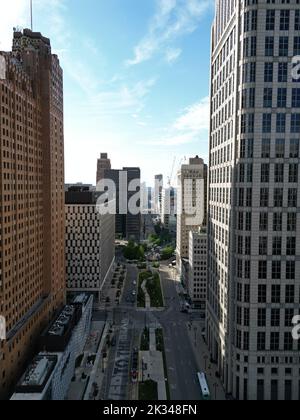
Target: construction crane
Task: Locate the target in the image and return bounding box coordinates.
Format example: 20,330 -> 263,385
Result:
168,157 -> 176,187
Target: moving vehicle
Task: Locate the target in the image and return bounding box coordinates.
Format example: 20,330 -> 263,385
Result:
197,372 -> 211,400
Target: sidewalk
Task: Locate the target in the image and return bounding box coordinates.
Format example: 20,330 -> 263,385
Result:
186,321 -> 226,400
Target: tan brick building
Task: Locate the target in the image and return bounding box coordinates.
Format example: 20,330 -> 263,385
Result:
0,29 -> 65,398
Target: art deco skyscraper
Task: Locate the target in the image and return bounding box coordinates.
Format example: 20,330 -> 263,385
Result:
207,1 -> 300,400
0,29 -> 65,398
96,153 -> 111,185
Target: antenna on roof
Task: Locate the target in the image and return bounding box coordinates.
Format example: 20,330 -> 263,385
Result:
30,0 -> 33,31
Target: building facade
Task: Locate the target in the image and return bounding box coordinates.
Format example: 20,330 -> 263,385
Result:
0,29 -> 65,398
207,0 -> 300,400
176,156 -> 207,277
65,186 -> 115,302
188,229 -> 207,312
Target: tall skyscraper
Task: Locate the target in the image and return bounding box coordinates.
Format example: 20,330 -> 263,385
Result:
0,29 -> 65,398
96,153 -> 111,185
207,1 -> 300,400
176,156 -> 207,277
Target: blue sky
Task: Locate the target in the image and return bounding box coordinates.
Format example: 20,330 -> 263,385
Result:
1,0 -> 214,186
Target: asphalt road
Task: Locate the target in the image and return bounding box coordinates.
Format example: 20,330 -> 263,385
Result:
150,265 -> 202,401
99,260 -> 202,401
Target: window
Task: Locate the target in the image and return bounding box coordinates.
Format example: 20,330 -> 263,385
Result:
276,114 -> 286,133
274,164 -> 284,183
296,10 -> 300,31
258,308 -> 266,327
292,89 -> 300,108
279,37 -> 289,57
259,237 -> 268,255
270,332 -> 280,351
258,285 -> 267,303
271,309 -> 280,327
275,138 -> 285,158
262,138 -> 271,158
259,213 -> 268,231
260,188 -> 269,207
280,10 -> 290,31
277,88 -> 287,108
264,88 -> 273,108
288,188 -> 297,207
278,62 -> 288,82
286,237 -> 296,256
284,334 -> 293,352
287,213 -> 296,232
272,237 -> 282,256
286,285 -> 295,304
291,114 -> 300,133
263,114 -> 272,133
274,188 -> 283,207
286,261 -> 295,280
273,213 -> 283,232
272,261 -> 281,280
266,10 -> 275,31
289,164 -> 298,183
290,139 -> 299,158
265,63 -> 273,82
272,285 -> 281,304
265,37 -> 274,56
257,332 -> 266,351
294,37 -> 300,56
261,163 -> 270,183
258,261 -> 267,279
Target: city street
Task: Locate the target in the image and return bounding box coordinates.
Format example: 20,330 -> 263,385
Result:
95,255 -> 225,401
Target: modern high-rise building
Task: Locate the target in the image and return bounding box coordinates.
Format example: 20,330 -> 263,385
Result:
176,156 -> 207,278
96,153 -> 111,185
207,1 -> 300,400
0,29 -> 65,398
65,185 -> 115,302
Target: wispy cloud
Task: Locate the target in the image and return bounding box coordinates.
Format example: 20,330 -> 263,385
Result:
165,47 -> 182,64
0,0 -> 28,50
174,96 -> 209,132
141,96 -> 209,146
126,0 -> 212,66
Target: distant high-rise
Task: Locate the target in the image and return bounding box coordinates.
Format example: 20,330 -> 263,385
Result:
0,29 -> 65,398
99,167 -> 141,242
207,1 -> 300,400
154,174 -> 163,215
96,153 -> 111,185
176,156 -> 207,277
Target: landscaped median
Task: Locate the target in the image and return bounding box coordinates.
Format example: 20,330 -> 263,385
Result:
137,270 -> 164,308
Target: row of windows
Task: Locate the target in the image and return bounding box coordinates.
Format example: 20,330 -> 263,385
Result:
242,88 -> 300,108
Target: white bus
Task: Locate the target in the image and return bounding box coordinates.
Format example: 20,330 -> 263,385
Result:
197,372 -> 211,400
